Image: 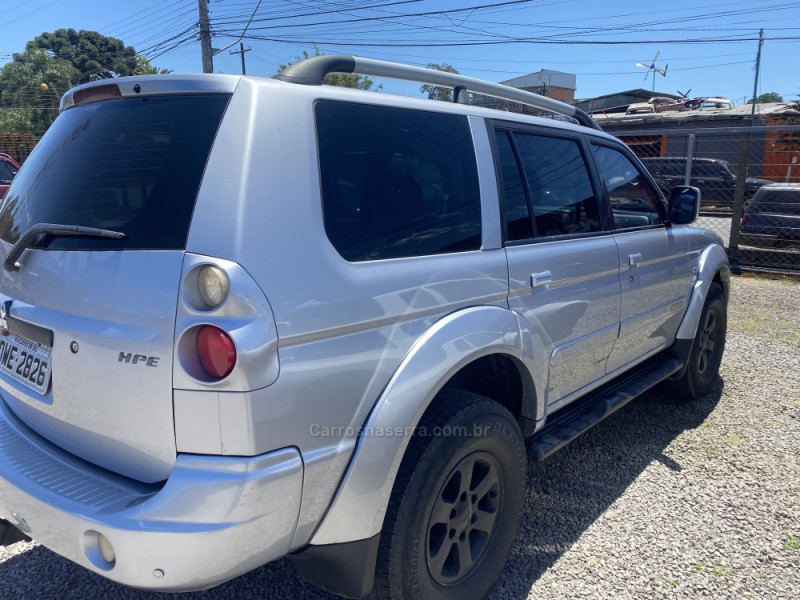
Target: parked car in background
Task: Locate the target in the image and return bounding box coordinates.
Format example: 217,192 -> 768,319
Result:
0,153 -> 20,200
740,183 -> 800,249
641,156 -> 771,209
698,97 -> 734,110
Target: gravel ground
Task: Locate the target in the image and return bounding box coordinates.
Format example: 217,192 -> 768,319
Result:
1,275 -> 798,599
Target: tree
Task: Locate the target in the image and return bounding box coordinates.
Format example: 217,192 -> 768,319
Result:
0,33 -> 170,135
132,55 -> 173,76
746,91 -> 784,104
0,48 -> 78,134
420,63 -> 459,102
22,29 -> 145,83
0,107 -> 37,134
277,46 -> 379,90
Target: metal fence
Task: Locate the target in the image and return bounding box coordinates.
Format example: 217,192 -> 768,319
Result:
614,125 -> 800,273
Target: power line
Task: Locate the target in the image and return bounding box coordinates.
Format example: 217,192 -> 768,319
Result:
240,34 -> 800,48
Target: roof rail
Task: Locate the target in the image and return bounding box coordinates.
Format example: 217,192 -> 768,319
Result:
275,55 -> 601,131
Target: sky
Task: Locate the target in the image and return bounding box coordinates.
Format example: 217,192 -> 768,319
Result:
0,0 -> 798,104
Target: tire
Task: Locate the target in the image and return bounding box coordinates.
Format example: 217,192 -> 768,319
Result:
373,391 -> 526,600
666,282 -> 727,400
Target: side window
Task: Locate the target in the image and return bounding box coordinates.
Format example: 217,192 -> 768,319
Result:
494,130 -> 532,241
316,101 -> 481,262
0,160 -> 14,182
592,144 -> 664,229
513,132 -> 601,237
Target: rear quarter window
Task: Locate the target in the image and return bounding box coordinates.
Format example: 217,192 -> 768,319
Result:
316,101 -> 482,262
0,94 -> 230,250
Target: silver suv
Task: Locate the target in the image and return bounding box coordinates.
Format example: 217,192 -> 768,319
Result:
0,56 -> 729,599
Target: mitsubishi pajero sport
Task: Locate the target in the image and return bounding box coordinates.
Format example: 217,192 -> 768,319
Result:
0,56 -> 729,599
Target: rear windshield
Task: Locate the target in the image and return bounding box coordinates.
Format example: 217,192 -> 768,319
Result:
751,189 -> 800,215
0,94 -> 230,250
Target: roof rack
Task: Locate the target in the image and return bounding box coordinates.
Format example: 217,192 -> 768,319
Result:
275,55 -> 601,131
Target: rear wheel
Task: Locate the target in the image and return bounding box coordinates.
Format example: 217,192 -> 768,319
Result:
373,391 -> 526,600
666,282 -> 727,400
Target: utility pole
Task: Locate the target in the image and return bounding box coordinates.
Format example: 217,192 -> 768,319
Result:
230,43 -> 251,75
198,0 -> 214,74
750,28 -> 764,125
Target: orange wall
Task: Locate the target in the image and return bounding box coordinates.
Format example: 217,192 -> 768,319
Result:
764,116 -> 800,183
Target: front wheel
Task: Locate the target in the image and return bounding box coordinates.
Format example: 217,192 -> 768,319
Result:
373,391 -> 526,600
667,282 -> 727,400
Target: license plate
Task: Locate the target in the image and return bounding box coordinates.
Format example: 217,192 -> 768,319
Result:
0,333 -> 52,395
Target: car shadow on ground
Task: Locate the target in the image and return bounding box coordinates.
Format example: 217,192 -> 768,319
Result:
0,380 -> 723,600
494,378 -> 725,599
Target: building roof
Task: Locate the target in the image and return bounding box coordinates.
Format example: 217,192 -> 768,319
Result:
500,69 -> 576,91
576,88 -> 681,103
593,102 -> 798,126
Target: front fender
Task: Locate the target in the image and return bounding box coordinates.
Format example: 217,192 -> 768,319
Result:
309,305 -> 524,545
676,243 -> 730,340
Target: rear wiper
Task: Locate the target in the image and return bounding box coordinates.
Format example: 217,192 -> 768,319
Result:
3,223 -> 126,271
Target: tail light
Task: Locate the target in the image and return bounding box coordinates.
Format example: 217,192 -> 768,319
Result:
63,83 -> 122,111
175,256 -> 279,392
196,325 -> 236,379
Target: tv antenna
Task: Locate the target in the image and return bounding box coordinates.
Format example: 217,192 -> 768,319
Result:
636,51 -> 668,94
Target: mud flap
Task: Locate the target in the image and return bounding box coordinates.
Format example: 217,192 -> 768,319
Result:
0,519 -> 30,546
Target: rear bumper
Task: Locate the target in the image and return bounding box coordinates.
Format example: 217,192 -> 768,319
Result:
0,399 -> 303,591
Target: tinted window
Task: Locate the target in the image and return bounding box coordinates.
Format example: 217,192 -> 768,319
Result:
494,131 -> 532,241
513,133 -> 601,237
693,164 -> 727,178
317,101 -> 481,261
593,145 -> 664,229
751,189 -> 800,215
662,163 -> 685,176
644,160 -> 685,177
0,160 -> 15,182
0,95 -> 230,249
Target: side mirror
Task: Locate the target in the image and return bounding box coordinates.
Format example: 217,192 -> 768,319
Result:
669,185 -> 701,225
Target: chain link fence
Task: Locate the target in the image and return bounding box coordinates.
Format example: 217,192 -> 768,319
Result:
612,125 -> 800,273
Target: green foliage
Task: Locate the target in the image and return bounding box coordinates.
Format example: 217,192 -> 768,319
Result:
746,91 -> 784,104
0,107 -> 37,134
23,29 -> 142,83
132,55 -> 173,76
420,63 -> 459,102
0,32 -> 170,135
0,48 -> 78,134
277,46 -> 379,90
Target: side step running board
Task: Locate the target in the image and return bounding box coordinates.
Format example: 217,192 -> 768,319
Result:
529,357 -> 683,461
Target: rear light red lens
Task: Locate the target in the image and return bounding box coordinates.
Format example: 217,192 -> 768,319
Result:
197,325 -> 236,379
72,84 -> 122,107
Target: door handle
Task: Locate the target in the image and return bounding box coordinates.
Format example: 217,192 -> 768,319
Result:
531,271 -> 552,289
628,253 -> 642,267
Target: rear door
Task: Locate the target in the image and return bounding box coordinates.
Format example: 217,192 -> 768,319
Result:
590,142 -> 692,373
494,125 -> 620,405
0,89 -> 230,483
